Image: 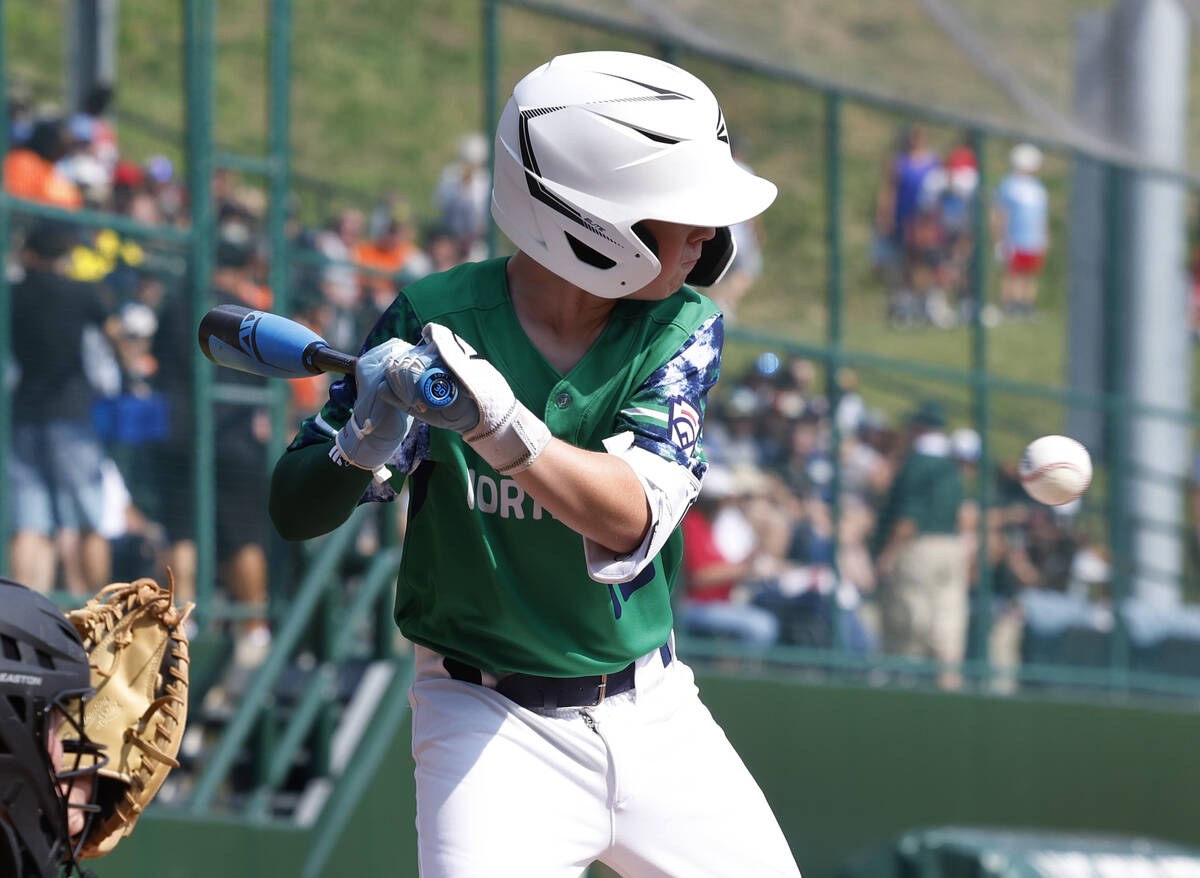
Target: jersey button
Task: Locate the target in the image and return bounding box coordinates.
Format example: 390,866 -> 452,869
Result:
555,392 -> 572,409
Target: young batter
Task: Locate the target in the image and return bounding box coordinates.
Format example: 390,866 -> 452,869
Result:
271,51 -> 800,877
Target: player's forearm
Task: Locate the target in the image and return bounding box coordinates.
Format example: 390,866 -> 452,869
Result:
513,438 -> 651,554
269,441 -> 375,541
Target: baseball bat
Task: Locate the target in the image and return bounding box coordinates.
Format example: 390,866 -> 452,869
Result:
197,304 -> 458,407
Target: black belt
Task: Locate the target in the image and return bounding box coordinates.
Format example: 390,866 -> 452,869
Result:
443,642 -> 672,710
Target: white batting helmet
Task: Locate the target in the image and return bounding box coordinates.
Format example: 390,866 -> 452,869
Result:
491,51 -> 778,299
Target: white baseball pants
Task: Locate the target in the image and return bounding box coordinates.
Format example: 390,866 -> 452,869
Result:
408,636 -> 802,877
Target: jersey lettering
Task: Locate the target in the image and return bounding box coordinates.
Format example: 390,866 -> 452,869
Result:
500,479 -> 524,519
477,474 -> 497,514
467,469 -> 547,520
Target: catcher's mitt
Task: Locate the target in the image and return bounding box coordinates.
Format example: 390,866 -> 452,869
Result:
62,575 -> 194,858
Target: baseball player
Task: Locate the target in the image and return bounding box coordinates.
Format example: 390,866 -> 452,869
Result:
0,579 -> 104,877
271,51 -> 801,876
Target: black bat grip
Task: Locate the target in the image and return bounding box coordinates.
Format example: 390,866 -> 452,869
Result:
305,343 -> 455,409
305,344 -> 358,376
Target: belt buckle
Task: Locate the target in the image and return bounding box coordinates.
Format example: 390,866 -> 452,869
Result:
591,673 -> 608,706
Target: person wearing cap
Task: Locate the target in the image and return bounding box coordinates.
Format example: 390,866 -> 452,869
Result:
992,142 -> 1049,320
433,131 -> 493,261
9,222 -> 119,595
352,211 -> 429,317
935,133 -> 980,319
873,400 -> 969,690
270,51 -> 799,876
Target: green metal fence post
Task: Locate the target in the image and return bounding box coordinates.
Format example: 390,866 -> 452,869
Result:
266,0 -> 294,628
968,129 -> 992,681
0,0 -> 11,575
483,0 -> 499,258
824,91 -> 844,652
186,0 -> 218,629
1103,163 -> 1131,683
267,0 -> 292,377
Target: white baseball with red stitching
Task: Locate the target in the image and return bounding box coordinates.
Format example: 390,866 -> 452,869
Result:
1019,435 -> 1093,506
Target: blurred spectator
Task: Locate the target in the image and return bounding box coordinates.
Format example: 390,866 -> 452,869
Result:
904,190 -> 950,327
704,385 -> 771,469
55,113 -> 110,207
903,134 -> 981,329
434,133 -> 491,260
352,211 -> 429,317
781,410 -> 833,502
834,494 -> 880,650
838,417 -> 893,508
938,134 -> 980,318
367,189 -> 403,239
76,86 -> 118,173
952,428 -> 1028,693
992,143 -> 1049,320
211,168 -> 249,223
145,155 -> 185,224
8,222 -> 119,594
678,466 -> 781,647
147,220 -> 273,665
873,400 -> 969,689
7,81 -> 34,146
834,367 -> 866,437
425,227 -> 469,273
3,117 -> 83,209
316,208 -> 365,350
739,474 -> 872,651
874,123 -> 941,327
109,159 -> 146,216
68,199 -> 154,294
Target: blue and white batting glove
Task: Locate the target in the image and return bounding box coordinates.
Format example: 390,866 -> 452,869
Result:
387,323 -> 551,476
333,337 -> 416,480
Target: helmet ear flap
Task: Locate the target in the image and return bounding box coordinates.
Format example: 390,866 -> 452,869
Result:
632,221 -> 659,257
686,226 -> 736,287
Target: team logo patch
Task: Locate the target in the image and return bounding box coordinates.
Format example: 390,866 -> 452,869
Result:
669,398 -> 701,453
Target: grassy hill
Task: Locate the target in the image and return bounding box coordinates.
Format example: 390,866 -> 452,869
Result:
3,0 -> 1181,460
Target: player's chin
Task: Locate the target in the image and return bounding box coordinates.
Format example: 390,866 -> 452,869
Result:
625,286 -> 675,301
627,271 -> 690,300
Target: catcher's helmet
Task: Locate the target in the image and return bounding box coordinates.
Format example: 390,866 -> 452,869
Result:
491,51 -> 777,298
0,579 -> 99,878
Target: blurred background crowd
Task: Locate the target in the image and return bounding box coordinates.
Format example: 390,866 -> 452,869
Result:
871,122 -> 1050,330
0,83 -> 1151,697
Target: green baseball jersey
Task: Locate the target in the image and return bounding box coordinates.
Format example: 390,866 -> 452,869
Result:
289,257 -> 723,677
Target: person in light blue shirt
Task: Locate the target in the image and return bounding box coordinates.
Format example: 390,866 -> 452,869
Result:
992,143 -> 1049,319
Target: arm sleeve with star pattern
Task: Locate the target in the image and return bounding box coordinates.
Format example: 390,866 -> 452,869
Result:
583,312 -> 723,583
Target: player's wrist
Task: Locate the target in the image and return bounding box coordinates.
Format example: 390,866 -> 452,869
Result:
331,429 -> 394,483
465,400 -> 551,476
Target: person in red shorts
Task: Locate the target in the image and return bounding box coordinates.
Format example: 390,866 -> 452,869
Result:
992,143 -> 1049,320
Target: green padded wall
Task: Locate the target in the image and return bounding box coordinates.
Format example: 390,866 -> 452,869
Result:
94,673 -> 1200,878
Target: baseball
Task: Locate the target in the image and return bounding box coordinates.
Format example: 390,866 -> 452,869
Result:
1019,435 -> 1092,506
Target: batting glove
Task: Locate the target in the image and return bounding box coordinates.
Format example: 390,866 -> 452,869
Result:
387,323 -> 551,476
333,337 -> 416,479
